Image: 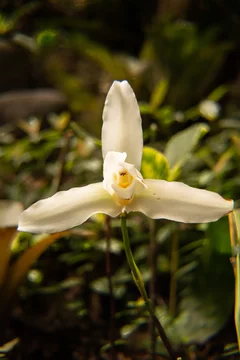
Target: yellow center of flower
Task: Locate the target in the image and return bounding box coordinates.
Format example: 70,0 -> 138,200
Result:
113,169 -> 135,206
114,170 -> 134,188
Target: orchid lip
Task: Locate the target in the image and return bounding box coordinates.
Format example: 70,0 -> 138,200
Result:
103,151 -> 147,206
114,194 -> 134,206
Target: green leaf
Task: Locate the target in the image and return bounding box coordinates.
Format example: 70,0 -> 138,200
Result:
139,102 -> 152,115
36,29 -> 59,47
173,249 -> 234,344
94,238 -> 122,254
90,277 -> 125,298
207,216 -> 231,255
120,318 -> 146,338
207,85 -> 229,102
150,79 -> 169,110
174,289 -> 233,344
0,338 -> 19,354
171,216 -> 234,345
0,14 -> 14,34
141,146 -> 169,180
165,123 -> 210,170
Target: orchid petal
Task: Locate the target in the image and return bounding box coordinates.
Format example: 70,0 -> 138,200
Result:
127,179 -> 233,223
18,183 -> 121,233
0,200 -> 23,228
103,151 -> 127,195
102,81 -> 143,169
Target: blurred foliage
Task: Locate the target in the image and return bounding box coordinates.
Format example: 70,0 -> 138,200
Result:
145,20 -> 232,109
0,0 -> 240,359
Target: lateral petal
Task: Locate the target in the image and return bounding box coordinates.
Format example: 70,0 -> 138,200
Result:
102,81 -> 143,170
0,200 -> 23,228
18,183 -> 121,233
127,179 -> 233,223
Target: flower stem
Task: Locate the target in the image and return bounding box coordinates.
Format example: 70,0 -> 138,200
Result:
105,216 -> 116,359
120,214 -> 179,360
228,211 -> 240,353
169,231 -> 179,316
149,219 -> 157,360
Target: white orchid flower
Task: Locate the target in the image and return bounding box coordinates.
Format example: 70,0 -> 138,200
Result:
18,81 -> 233,233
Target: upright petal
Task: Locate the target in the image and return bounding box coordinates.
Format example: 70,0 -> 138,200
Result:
102,81 -> 143,170
127,179 -> 233,223
18,183 -> 121,233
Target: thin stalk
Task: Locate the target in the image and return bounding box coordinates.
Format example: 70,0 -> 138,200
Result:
50,131 -> 71,194
105,216 -> 116,359
228,211 -> 240,352
169,232 -> 179,316
121,214 -> 180,360
148,219 -> 157,360
228,212 -> 237,276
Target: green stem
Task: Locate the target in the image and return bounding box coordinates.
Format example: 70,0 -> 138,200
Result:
149,219 -> 157,360
169,232 -> 179,316
229,211 -> 240,353
120,214 -> 179,360
105,216 -> 116,359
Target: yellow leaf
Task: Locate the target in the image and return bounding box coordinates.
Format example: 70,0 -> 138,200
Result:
2,232 -> 68,304
141,146 -> 169,180
0,229 -> 17,288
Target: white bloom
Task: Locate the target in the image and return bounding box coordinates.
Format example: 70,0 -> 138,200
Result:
18,81 -> 233,233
